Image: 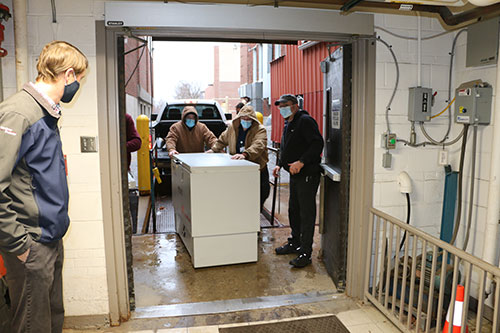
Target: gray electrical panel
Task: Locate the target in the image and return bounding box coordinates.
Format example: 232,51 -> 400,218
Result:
454,80 -> 492,125
466,18 -> 500,68
408,87 -> 432,122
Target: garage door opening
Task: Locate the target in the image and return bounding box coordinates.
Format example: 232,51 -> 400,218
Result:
96,2 -> 375,324
121,39 -> 337,312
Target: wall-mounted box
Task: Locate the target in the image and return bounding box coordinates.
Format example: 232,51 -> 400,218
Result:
466,18 -> 500,67
454,80 -> 492,125
408,87 -> 432,122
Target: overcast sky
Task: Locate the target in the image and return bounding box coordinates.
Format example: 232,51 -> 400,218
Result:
152,41 -> 215,105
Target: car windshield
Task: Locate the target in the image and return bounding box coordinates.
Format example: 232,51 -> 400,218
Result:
161,104 -> 222,121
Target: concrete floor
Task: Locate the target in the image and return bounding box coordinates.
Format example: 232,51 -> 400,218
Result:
133,226 -> 335,307
62,301 -> 402,332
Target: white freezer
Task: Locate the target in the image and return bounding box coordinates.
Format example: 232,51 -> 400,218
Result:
171,153 -> 260,268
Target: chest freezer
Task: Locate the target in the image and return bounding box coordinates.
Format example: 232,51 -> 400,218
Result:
171,153 -> 260,268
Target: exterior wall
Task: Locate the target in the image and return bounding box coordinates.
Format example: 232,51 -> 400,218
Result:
270,42 -> 329,142
240,43 -> 254,85
204,45 -> 240,112
124,37 -> 152,99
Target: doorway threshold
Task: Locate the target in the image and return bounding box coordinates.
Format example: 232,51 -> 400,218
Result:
132,290 -> 344,319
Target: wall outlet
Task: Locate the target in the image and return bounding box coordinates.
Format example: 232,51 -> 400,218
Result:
438,150 -> 449,165
80,136 -> 98,153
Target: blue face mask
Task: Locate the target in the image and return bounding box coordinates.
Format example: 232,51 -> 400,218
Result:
185,118 -> 196,128
241,119 -> 252,130
279,106 -> 293,119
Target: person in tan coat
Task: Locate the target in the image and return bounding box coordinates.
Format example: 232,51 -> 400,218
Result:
166,106 -> 217,157
210,105 -> 270,210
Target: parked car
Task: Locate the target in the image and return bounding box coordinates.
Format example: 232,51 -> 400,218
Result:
151,100 -> 229,194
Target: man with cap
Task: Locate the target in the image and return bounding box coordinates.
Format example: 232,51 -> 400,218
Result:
273,94 -> 323,268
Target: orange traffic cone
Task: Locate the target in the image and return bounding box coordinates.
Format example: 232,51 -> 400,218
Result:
443,285 -> 469,333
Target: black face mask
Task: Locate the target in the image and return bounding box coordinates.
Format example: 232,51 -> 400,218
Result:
60,72 -> 80,103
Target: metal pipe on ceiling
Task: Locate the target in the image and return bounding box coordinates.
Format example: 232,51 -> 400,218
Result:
187,0 -> 500,27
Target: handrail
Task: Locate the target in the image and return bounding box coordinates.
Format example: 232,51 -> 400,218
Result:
370,207 -> 500,276
366,207 -> 500,333
267,146 -> 279,153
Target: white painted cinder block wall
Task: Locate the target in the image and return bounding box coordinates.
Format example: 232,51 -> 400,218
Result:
373,13 -> 499,299
1,0 -> 497,319
373,14 -> 455,238
1,0 -> 109,317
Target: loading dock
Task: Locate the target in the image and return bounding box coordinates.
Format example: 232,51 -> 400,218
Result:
96,1 -> 375,325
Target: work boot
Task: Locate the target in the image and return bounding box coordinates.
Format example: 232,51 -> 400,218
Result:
289,253 -> 312,268
275,243 -> 300,255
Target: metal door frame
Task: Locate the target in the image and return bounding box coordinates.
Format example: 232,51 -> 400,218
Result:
96,21 -> 375,324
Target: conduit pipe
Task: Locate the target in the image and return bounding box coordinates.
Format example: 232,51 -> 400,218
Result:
13,0 -> 28,90
482,49 -> 500,295
468,0 -> 500,6
417,14 -> 422,87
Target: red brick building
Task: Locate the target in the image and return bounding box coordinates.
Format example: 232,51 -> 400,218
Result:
204,45 -> 241,113
124,37 -> 154,120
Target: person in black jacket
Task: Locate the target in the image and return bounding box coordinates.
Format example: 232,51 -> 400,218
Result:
273,94 -> 324,268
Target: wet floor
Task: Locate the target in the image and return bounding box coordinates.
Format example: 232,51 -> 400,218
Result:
132,226 -> 335,308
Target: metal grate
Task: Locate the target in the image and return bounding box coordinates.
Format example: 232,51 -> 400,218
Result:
219,315 -> 349,333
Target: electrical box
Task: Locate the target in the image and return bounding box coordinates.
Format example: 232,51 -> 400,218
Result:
454,80 -> 492,125
408,87 -> 432,122
381,132 -> 396,150
466,17 -> 500,68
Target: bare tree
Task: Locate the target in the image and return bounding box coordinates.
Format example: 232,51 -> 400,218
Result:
174,81 -> 203,99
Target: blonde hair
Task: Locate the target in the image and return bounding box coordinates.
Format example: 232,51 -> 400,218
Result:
36,41 -> 88,82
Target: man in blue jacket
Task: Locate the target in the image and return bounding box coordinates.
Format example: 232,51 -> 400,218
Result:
0,41 -> 88,332
273,94 -> 324,268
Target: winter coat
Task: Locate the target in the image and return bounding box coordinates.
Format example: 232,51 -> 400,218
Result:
279,109 -> 323,176
0,84 -> 70,255
125,113 -> 142,169
165,106 -> 217,153
211,105 -> 268,170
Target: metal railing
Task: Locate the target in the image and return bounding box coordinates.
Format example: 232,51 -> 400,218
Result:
263,146 -> 281,227
365,208 -> 500,333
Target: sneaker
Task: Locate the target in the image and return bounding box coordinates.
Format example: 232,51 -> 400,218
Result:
275,243 -> 300,255
289,253 -> 312,268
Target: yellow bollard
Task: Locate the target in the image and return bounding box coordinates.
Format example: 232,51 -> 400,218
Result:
255,111 -> 264,124
136,115 -> 151,195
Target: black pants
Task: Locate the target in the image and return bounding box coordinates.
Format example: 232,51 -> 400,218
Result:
0,276 -> 10,333
2,240 -> 64,333
288,173 -> 320,256
260,167 -> 271,210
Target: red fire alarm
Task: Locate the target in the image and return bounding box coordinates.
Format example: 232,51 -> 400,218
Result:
0,4 -> 11,58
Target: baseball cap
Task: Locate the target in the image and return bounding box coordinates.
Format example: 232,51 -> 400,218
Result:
274,94 -> 298,106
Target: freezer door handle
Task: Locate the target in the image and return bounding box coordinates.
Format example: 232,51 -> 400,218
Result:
320,163 -> 341,182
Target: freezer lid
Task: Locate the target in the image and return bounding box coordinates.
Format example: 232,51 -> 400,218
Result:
173,153 -> 260,173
